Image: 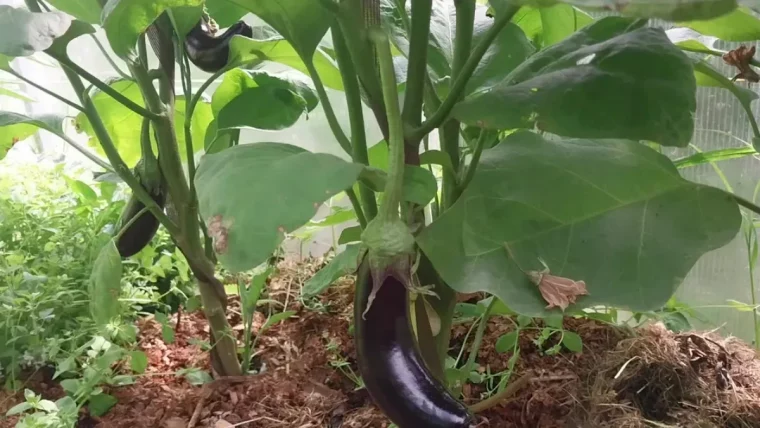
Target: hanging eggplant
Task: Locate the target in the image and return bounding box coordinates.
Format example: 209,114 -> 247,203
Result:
184,15 -> 253,73
354,260 -> 475,428
115,119 -> 166,258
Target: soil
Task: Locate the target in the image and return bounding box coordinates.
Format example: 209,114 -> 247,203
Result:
2,257 -> 760,428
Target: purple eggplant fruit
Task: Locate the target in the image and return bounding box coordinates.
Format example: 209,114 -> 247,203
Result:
184,17 -> 252,73
354,260 -> 475,428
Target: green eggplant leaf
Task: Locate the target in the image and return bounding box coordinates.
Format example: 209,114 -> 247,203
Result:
453,17 -> 697,147
0,87 -> 35,102
102,0 -> 204,58
492,0 -> 738,21
416,131 -> 741,317
679,6 -> 760,41
339,225 -> 362,244
212,68 -> 318,131
87,393 -> 117,417
204,0 -> 248,27
45,19 -> 96,57
512,4 -> 594,49
302,244 -> 362,298
45,0 -> 102,25
225,0 -> 333,62
89,239 -> 123,327
227,35 -> 343,90
666,27 -> 721,56
74,80 -> 211,167
194,142 -> 366,272
0,112 -> 71,161
0,6 -> 72,57
403,166 -> 439,207
674,147 -> 757,168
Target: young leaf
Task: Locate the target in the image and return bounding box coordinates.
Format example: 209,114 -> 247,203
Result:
0,6 -> 71,57
88,239 -> 123,327
302,244 -> 361,297
129,350 -> 148,374
495,331 -> 519,353
561,331 -> 583,352
211,69 -> 318,131
338,225 -> 362,244
194,142 -> 365,272
5,402 -> 32,416
101,0 -> 203,58
416,131 -> 742,317
87,393 -> 118,417
454,17 -> 697,147
259,311 -> 296,337
679,6 -> 760,41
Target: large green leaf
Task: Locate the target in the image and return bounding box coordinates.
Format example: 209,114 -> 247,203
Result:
416,131 -> 741,316
101,0 -> 204,58
679,6 -> 760,41
513,4 -> 594,48
227,35 -> 343,90
46,0 -> 102,25
0,112 -> 69,161
453,17 -> 697,147
74,80 -> 211,167
211,69 -> 318,131
88,239 -> 123,326
225,0 -> 333,61
194,142 -> 365,272
0,6 -> 72,57
498,0 -> 738,21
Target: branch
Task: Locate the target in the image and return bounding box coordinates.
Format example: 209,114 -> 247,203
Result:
9,70 -> 84,112
304,60 -> 352,155
402,0 -> 433,131
411,4 -> 521,140
332,22 -> 378,221
88,34 -> 132,80
50,53 -> 162,121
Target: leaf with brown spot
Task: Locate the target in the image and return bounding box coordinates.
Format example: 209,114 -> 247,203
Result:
195,142 -> 366,272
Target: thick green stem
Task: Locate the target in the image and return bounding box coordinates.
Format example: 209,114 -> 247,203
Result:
402,0 -> 432,130
129,43 -> 241,376
411,4 -> 521,140
333,23 -> 378,222
370,29 -> 405,219
452,0 -> 475,79
335,1 -> 387,134
304,61 -> 352,155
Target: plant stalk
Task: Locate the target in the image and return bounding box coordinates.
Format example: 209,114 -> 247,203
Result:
9,70 -> 84,112
402,0 -> 433,131
411,4 -> 521,140
130,38 -> 241,376
370,28 -> 405,219
332,22 -> 378,222
305,61 -> 352,155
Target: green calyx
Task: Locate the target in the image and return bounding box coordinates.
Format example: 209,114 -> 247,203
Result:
359,217 -> 416,318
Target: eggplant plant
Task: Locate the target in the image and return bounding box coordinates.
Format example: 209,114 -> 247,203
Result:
2,0 -> 760,426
